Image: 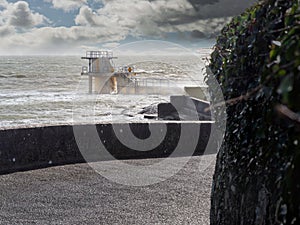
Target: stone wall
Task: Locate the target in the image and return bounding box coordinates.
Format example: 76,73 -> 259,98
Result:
0,122 -> 214,175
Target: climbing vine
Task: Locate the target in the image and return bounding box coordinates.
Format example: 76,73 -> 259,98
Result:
208,0 -> 300,224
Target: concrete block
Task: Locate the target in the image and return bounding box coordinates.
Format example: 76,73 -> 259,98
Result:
170,95 -> 211,116
184,86 -> 208,101
158,103 -> 179,120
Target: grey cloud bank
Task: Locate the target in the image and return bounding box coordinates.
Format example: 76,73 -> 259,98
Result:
0,0 -> 256,54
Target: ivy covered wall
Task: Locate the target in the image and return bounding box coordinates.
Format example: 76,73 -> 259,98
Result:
208,0 -> 300,224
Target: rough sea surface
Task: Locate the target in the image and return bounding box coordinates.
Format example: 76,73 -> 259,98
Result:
0,52 -> 209,129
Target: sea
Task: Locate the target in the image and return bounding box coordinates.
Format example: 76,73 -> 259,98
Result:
0,50 -> 210,129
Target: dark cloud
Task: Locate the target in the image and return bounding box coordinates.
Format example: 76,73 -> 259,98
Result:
156,0 -> 257,39
75,0 -> 258,43
169,0 -> 257,23
191,29 -> 207,38
187,0 -> 220,11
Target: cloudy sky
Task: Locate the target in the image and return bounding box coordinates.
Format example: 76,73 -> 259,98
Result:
0,0 -> 256,55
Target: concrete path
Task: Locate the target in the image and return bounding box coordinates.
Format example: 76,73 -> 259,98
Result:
0,155 -> 216,225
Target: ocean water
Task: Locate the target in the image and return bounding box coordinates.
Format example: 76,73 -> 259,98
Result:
0,52 -> 209,129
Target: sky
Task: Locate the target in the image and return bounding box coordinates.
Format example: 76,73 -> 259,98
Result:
0,0 -> 257,55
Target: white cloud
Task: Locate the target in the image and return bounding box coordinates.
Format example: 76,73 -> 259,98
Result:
74,0 -> 193,39
75,5 -> 97,26
0,0 -> 8,8
0,25 -> 14,36
0,1 -> 47,28
0,25 -> 127,54
102,42 -> 120,49
45,0 -> 87,12
8,1 -> 45,28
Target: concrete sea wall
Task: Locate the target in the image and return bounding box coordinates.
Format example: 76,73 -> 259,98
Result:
0,122 -> 214,175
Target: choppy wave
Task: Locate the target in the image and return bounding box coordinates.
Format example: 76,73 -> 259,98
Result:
10,75 -> 27,78
0,55 -> 207,129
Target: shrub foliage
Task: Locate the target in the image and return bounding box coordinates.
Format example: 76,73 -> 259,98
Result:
208,0 -> 300,224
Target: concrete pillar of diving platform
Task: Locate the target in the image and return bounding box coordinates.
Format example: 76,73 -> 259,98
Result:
91,57 -> 116,94
89,76 -> 93,94
94,75 -> 117,94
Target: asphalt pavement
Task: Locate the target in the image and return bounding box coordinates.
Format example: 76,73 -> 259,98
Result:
0,155 -> 216,225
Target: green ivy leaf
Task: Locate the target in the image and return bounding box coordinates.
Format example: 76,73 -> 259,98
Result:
270,49 -> 278,59
278,69 -> 287,76
277,74 -> 294,95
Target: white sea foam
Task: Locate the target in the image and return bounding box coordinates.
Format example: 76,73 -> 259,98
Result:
0,54 -> 208,129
